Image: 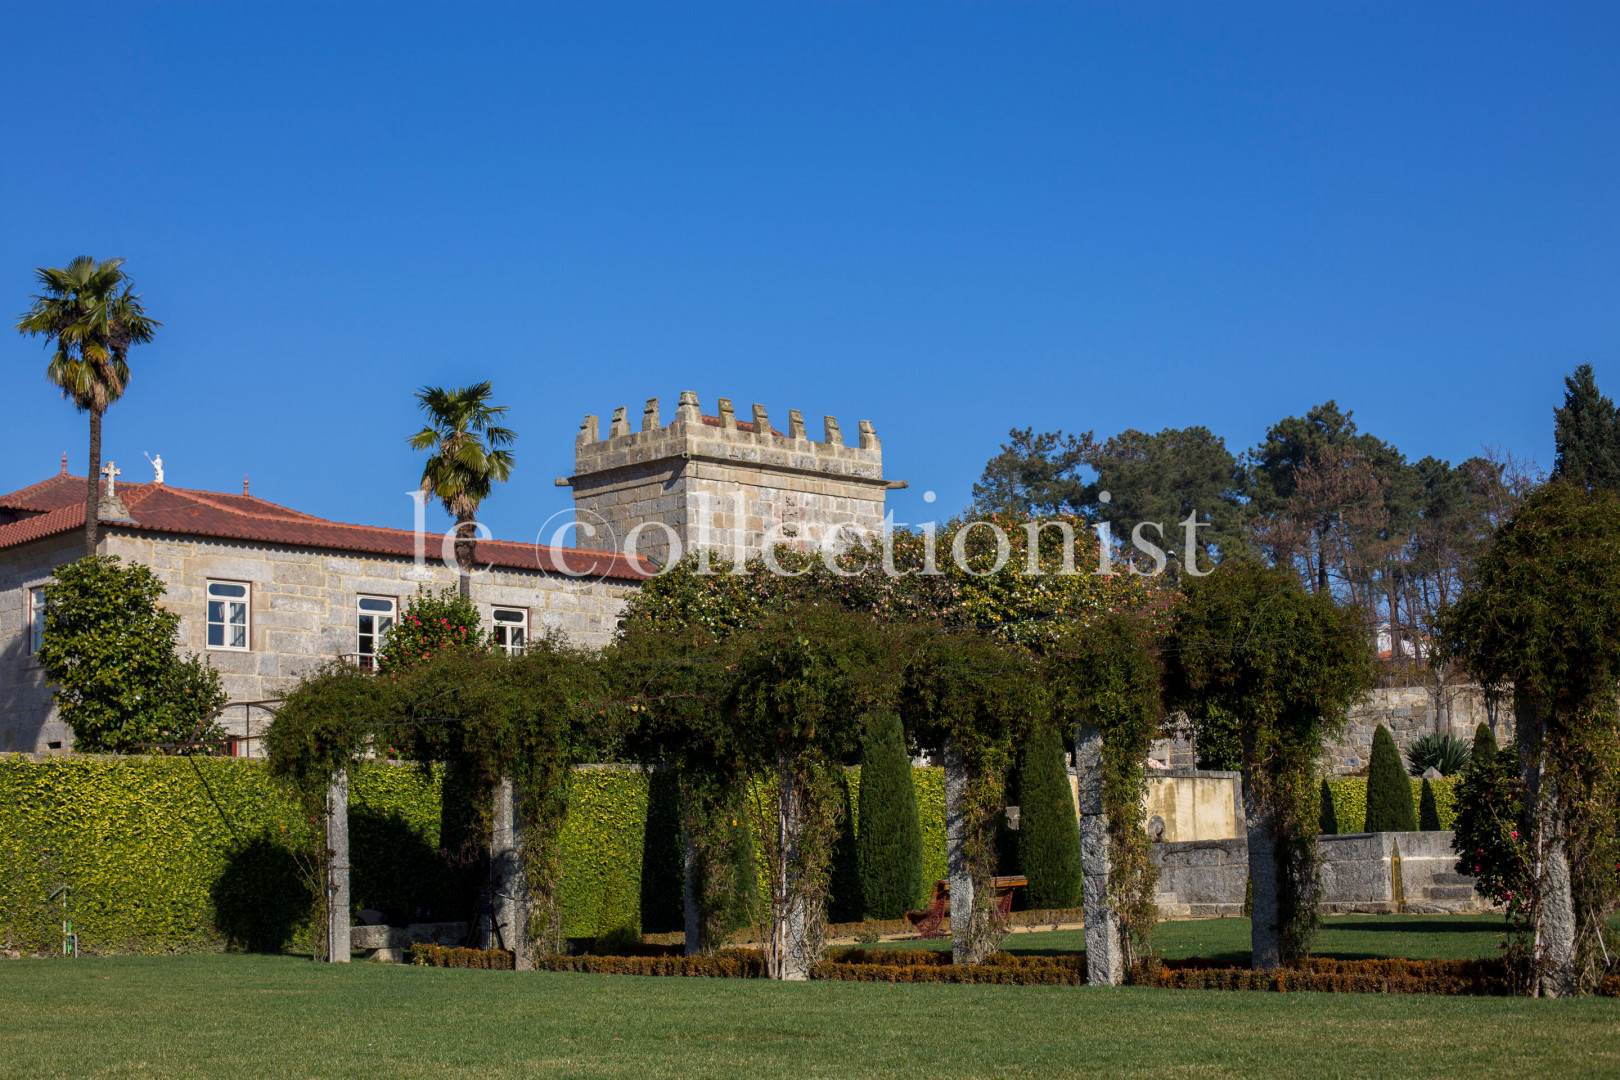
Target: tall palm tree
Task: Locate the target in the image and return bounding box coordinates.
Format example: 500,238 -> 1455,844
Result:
409,382 -> 516,597
15,256 -> 161,555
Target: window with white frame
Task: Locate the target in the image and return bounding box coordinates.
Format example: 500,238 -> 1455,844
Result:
28,586 -> 46,655
357,595 -> 397,669
206,581 -> 251,650
492,608 -> 527,656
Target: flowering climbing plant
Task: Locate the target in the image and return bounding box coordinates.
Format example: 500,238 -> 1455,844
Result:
378,587 -> 491,673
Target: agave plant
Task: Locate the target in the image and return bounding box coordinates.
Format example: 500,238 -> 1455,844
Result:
1406,732 -> 1471,776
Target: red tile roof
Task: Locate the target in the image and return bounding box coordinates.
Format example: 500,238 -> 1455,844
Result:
0,474 -> 653,581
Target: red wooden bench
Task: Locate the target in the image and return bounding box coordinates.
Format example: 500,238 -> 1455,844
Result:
905,876 -> 1027,939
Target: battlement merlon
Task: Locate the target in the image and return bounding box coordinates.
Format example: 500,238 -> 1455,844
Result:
564,393 -> 888,486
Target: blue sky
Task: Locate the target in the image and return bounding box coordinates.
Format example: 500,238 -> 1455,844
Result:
3,3 -> 1615,543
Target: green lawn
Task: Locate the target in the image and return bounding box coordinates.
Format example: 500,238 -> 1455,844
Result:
4,952 -> 1619,1080
879,914 -> 1518,963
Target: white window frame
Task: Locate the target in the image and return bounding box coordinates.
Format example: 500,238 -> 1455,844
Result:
357,595 -> 397,670
491,607 -> 528,656
27,585 -> 47,656
206,580 -> 252,651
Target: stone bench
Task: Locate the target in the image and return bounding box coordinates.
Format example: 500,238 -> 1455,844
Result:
350,921 -> 469,962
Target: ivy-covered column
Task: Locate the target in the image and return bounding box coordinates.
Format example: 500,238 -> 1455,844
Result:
489,776 -> 534,969
325,771 -> 350,964
1075,723 -> 1120,984
1240,768 -> 1281,970
1517,698 -> 1576,997
775,751 -> 813,981
944,740 -> 980,965
681,814 -> 701,956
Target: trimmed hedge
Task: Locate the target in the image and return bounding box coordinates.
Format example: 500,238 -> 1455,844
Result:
408,944 -> 515,969
0,755 -> 952,955
1324,776 -> 1457,834
1129,957 -> 1511,995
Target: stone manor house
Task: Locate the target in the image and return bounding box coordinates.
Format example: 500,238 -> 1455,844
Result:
0,392 -> 899,754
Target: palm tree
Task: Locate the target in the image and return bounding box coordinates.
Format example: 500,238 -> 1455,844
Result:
409,382 -> 516,597
15,257 -> 161,555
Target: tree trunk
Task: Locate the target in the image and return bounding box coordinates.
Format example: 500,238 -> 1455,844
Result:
944,740 -> 983,965
1075,722 -> 1121,984
325,771 -> 350,963
488,776 -> 533,969
1242,768 -> 1282,970
1516,697 -> 1577,997
456,513 -> 476,599
85,407 -> 102,556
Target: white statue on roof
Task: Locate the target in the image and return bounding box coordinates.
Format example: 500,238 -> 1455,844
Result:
144,452 -> 163,485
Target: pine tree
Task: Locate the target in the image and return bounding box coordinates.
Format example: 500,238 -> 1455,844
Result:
1015,719 -> 1084,909
1365,724 -> 1418,832
854,709 -> 924,919
1552,364 -> 1620,491
1319,778 -> 1338,835
1470,721 -> 1499,771
1418,778 -> 1442,831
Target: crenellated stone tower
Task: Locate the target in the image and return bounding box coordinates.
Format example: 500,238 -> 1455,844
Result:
559,391 -> 901,567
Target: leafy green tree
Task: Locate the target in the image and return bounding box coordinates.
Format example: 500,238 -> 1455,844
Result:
1082,425 -> 1247,570
1318,779 -> 1338,835
15,257 -> 160,555
1013,717 -> 1083,909
854,708 -> 924,919
1419,778 -> 1442,832
1365,725 -> 1417,832
1438,480 -> 1620,995
36,556 -> 225,752
1163,561 -> 1375,969
409,382 -> 516,597
1552,364 -> 1620,491
972,427 -> 1093,515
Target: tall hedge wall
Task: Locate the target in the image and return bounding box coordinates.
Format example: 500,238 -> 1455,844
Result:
1323,776 -> 1458,834
0,756 -> 950,955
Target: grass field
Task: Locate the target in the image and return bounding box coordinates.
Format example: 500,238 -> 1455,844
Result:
5,915 -> 1619,1080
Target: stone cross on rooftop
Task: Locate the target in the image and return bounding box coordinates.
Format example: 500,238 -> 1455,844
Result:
101,461 -> 121,500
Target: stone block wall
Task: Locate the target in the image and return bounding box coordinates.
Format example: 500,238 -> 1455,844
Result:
1323,684 -> 1501,775
1152,838 -> 1249,918
1151,830 -> 1488,918
567,391 -> 891,567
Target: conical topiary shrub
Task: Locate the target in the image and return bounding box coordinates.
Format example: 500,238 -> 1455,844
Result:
855,709 -> 924,919
1319,778 -> 1339,835
1365,724 -> 1417,832
1471,722 -> 1499,771
1016,719 -> 1084,909
1418,778 -> 1441,831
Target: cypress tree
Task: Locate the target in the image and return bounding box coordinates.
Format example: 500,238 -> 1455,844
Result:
1365,724 -> 1417,832
1319,778 -> 1338,835
1553,364 -> 1620,491
1471,722 -> 1498,771
855,709 -> 924,919
1015,718 -> 1084,909
1418,778 -> 1442,832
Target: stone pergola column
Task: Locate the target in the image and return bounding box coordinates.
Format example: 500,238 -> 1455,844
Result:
1075,723 -> 1120,984
944,740 -> 980,965
325,770 -> 350,963
488,776 -> 534,969
775,751 -> 813,980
